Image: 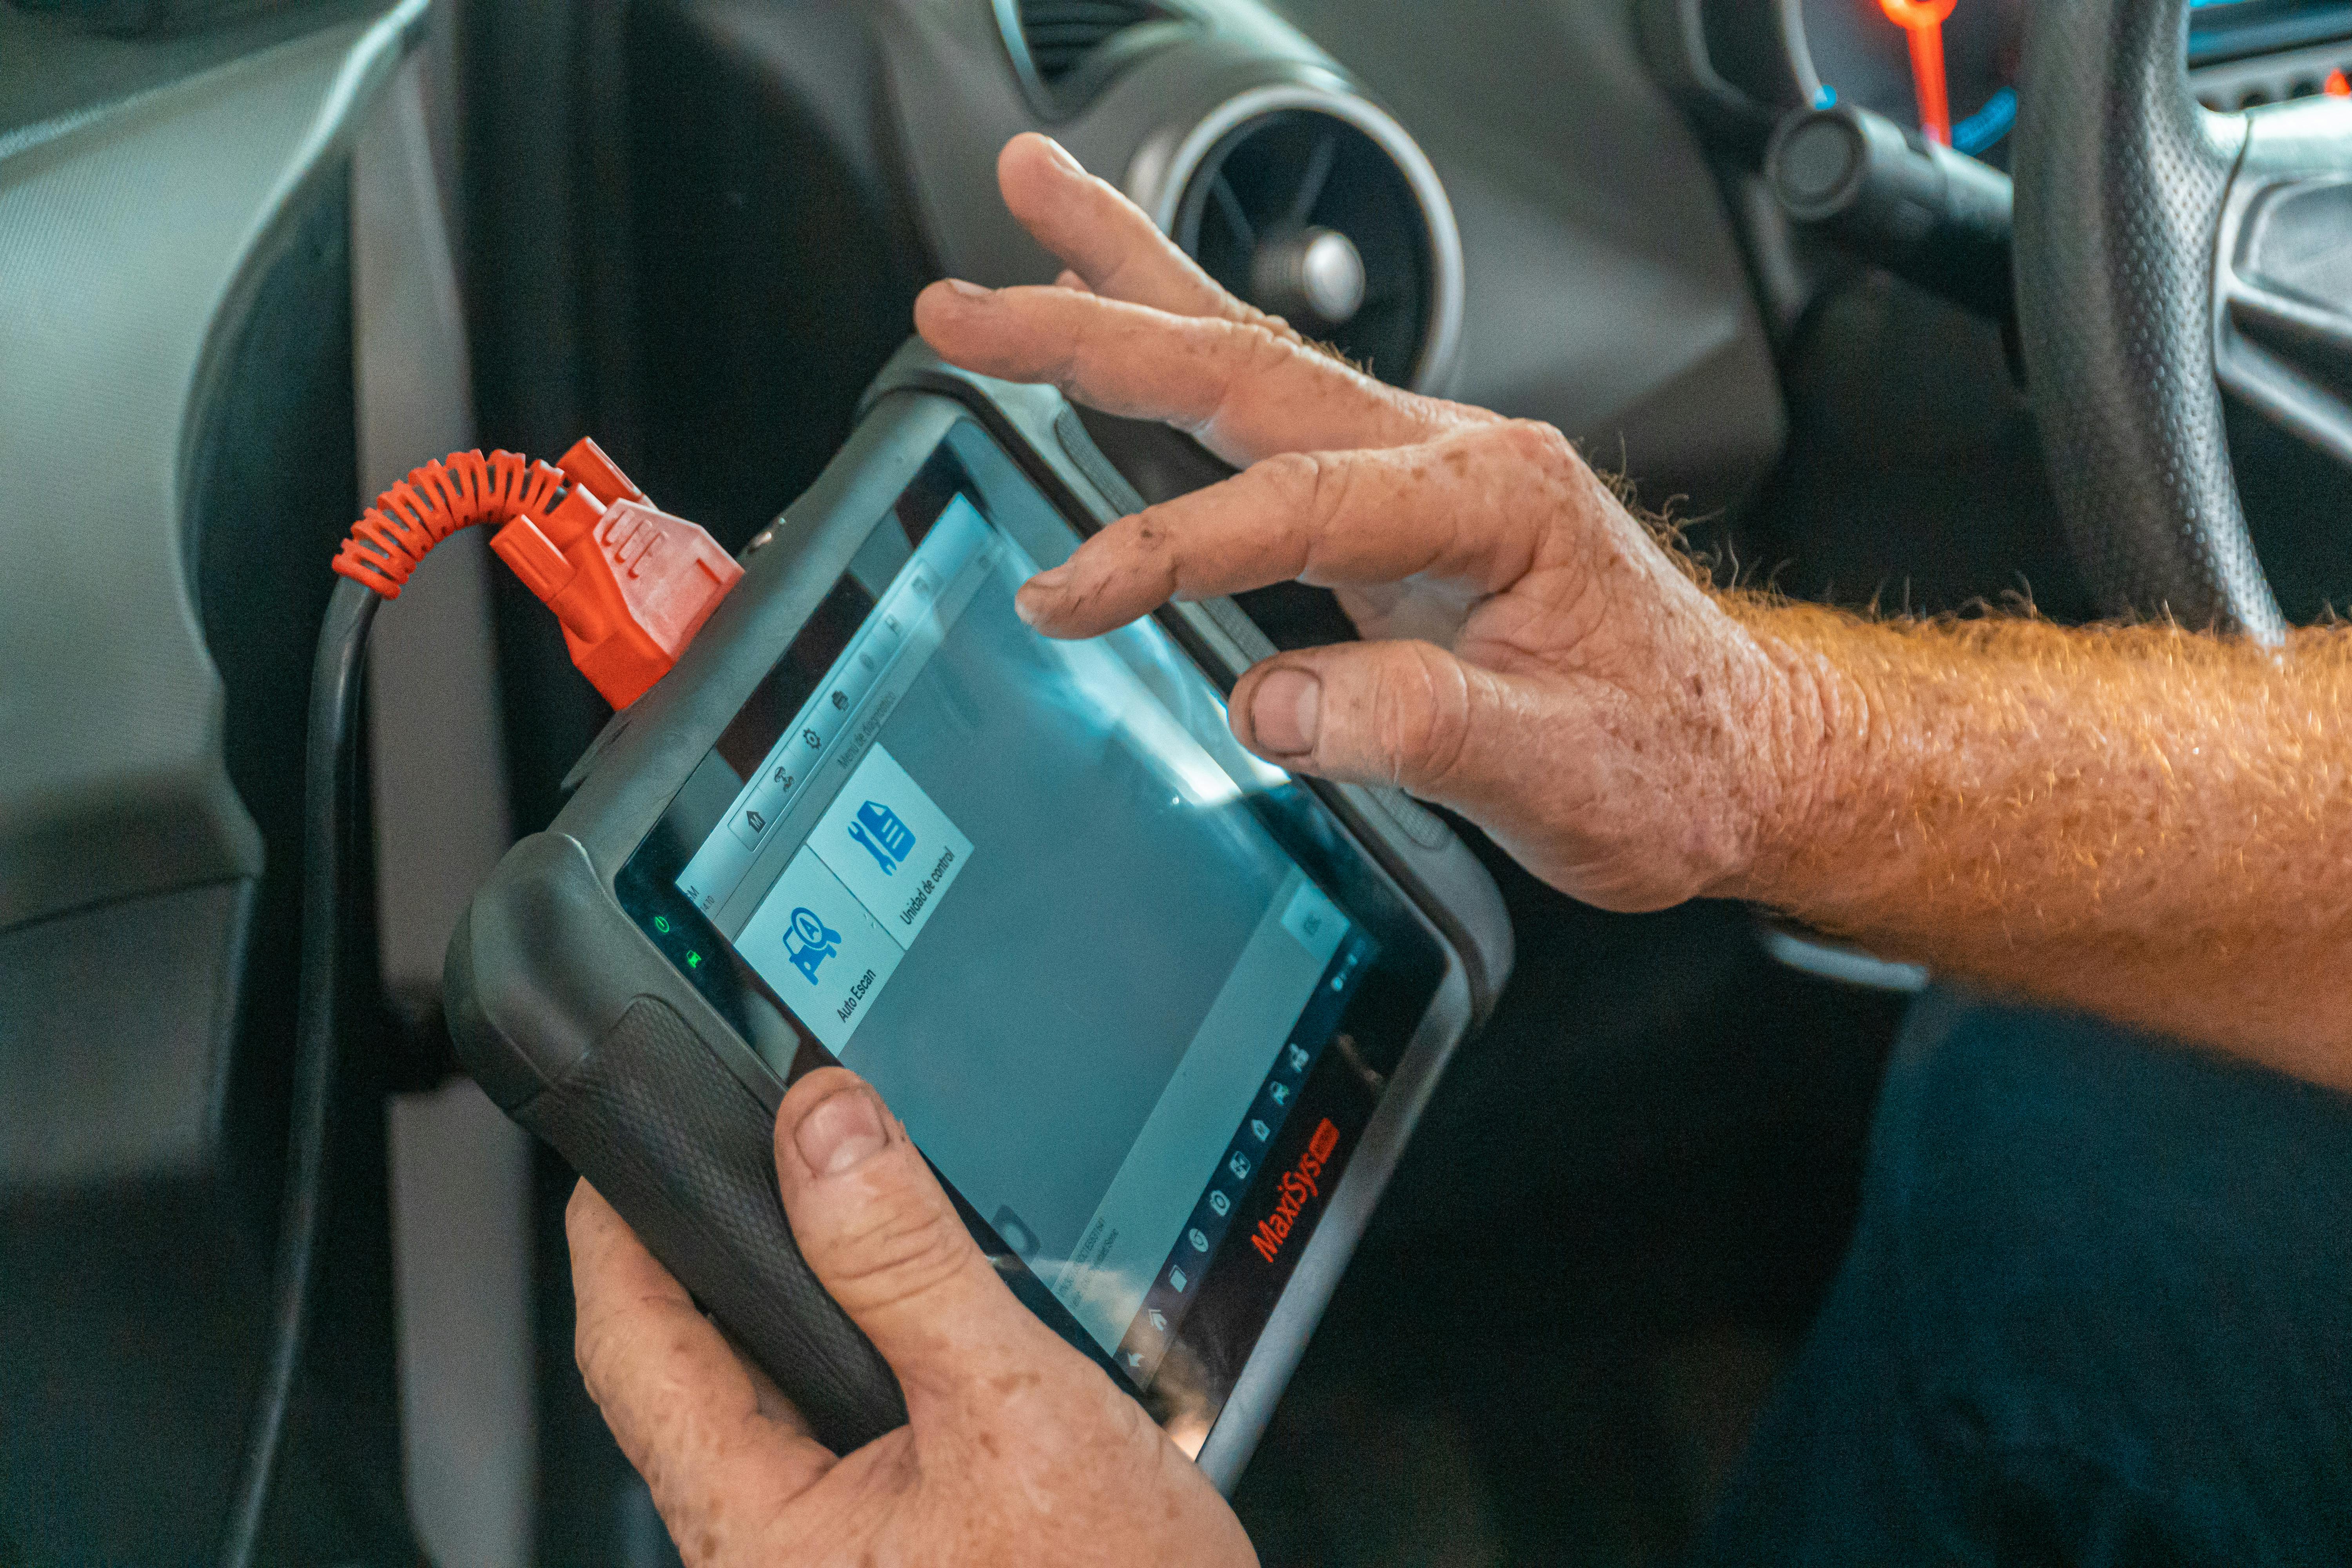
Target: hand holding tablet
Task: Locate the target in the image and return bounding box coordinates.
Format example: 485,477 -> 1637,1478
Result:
567,1069 -> 1257,1568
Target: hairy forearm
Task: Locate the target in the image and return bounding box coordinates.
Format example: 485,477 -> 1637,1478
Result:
1727,603 -> 2352,1086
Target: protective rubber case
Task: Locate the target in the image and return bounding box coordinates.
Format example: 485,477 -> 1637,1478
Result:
442,342 -> 1512,1489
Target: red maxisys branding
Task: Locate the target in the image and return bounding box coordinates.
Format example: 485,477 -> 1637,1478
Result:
1250,1119 -> 1342,1264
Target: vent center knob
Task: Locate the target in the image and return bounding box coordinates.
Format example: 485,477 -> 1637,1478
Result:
1254,226 -> 1367,328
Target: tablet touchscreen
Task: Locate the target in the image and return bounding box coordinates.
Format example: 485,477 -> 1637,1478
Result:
617,417 -> 1444,1444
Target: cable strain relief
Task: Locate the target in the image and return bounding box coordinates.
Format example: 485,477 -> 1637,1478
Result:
332,540 -> 409,598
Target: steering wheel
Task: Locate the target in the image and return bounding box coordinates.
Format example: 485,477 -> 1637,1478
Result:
2014,0 -> 2352,641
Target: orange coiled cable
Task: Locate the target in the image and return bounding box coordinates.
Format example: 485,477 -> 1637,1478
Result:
332,448 -> 568,597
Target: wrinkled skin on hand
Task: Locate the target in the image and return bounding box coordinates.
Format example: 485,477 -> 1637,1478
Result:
569,1069 -> 1256,1568
917,134 -> 1813,911
915,142 -> 2352,1086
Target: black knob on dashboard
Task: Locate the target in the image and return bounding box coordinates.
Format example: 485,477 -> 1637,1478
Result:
1768,103 -> 2014,322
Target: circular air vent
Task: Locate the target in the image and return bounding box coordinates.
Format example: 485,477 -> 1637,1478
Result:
1145,85 -> 1463,392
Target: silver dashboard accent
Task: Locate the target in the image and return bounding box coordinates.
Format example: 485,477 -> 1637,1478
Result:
1125,80 -> 1466,393
1757,921 -> 1929,994
2192,36 -> 2352,113
993,0 -> 1056,116
2209,96 -> 2352,473
1255,224 -> 1368,326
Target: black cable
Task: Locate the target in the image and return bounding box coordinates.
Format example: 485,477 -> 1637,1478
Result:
220,575 -> 381,1568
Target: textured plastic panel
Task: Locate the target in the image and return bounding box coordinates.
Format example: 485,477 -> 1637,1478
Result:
520,995 -> 907,1453
1253,0 -> 1786,511
0,880 -> 250,1190
0,0 -> 429,933
2013,0 -> 2285,637
0,0 -> 385,142
869,0 -> 1783,515
1,9 -> 427,1563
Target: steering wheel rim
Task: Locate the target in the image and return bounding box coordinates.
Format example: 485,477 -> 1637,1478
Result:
2012,0 -> 2288,640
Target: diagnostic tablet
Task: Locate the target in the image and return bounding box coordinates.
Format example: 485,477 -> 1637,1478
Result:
445,344 -> 1511,1488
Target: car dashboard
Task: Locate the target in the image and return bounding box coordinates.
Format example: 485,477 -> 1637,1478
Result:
8,0 -> 2352,1563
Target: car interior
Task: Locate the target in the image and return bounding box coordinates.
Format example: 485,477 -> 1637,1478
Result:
7,0 -> 2352,1563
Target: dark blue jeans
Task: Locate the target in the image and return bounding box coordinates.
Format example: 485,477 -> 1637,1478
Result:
1694,990 -> 2352,1565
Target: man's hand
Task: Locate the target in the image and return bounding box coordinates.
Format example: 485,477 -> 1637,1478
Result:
568,1067 -> 1257,1568
916,134 -> 1818,912
920,134 -> 2352,1085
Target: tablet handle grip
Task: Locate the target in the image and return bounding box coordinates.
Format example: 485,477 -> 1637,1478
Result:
520,995 -> 908,1453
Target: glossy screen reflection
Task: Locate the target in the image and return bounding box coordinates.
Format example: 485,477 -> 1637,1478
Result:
670,488 -> 1367,1388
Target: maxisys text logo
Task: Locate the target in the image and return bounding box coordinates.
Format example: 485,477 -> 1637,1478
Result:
1250,1118 -> 1341,1264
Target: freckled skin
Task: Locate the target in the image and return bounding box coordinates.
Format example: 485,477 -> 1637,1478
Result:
1733,606 -> 2352,1084
915,134 -> 2352,1090
571,131 -> 2352,1568
570,1069 -> 1256,1568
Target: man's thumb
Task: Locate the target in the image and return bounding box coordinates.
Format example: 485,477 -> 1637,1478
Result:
774,1067 -> 1020,1401
1232,639 -> 1503,803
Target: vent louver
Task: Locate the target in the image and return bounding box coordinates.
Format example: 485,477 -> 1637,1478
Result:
1020,0 -> 1166,83
998,0 -> 1187,116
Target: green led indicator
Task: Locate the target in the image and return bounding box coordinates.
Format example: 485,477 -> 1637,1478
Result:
653,915 -> 672,934
686,950 -> 703,969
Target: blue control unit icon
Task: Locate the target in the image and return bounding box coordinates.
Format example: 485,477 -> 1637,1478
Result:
848,799 -> 916,875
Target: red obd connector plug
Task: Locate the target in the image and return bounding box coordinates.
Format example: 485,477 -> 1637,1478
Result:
486,442 -> 742,709
333,437 -> 741,710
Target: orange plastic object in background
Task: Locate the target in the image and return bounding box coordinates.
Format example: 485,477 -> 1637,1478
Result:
1877,0 -> 1958,146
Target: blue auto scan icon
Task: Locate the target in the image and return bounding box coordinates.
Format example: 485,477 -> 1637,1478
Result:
784,906 -> 842,984
848,799 -> 916,875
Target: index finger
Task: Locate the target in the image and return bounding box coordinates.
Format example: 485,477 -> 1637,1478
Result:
567,1183 -> 838,1531
916,281 -> 1489,467
1016,422 -> 1605,639
997,133 -> 1246,321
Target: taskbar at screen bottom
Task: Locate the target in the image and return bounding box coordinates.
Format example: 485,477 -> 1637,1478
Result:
1114,933 -> 1379,1428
